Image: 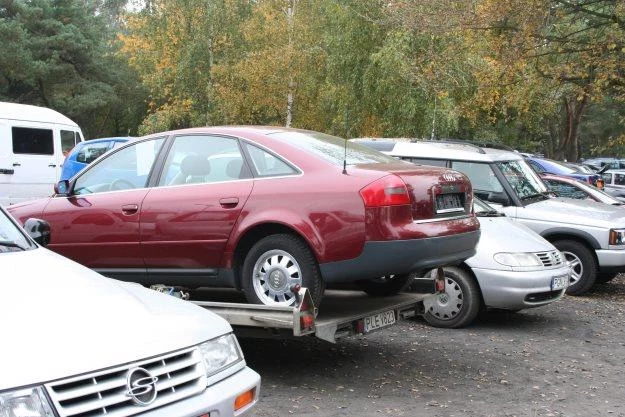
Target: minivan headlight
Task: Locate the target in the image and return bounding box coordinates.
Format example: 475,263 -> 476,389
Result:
494,252 -> 542,267
0,387 -> 55,417
198,333 -> 243,377
609,228 -> 625,247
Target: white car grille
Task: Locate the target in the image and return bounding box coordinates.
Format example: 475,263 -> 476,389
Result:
45,346 -> 206,417
536,250 -> 564,267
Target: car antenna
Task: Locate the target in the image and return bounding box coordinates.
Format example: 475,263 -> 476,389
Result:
342,138 -> 348,175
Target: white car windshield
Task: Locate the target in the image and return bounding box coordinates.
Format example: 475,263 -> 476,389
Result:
496,159 -> 549,200
0,209 -> 33,252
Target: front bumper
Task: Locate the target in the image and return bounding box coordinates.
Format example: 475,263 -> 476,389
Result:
319,230 -> 480,283
132,366 -> 260,417
596,249 -> 625,272
473,265 -> 571,311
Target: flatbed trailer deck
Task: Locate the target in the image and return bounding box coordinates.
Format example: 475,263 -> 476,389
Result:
187,288 -> 436,343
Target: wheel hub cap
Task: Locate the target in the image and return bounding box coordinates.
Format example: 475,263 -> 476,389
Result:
268,268 -> 287,291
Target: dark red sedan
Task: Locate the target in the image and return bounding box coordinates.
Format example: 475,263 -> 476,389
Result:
8,127 -> 480,306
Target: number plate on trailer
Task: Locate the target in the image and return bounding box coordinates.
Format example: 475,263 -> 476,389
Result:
363,310 -> 396,333
551,275 -> 569,291
435,193 -> 464,213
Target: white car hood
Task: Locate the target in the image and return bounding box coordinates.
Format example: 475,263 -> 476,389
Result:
468,216 -> 557,270
506,197 -> 625,227
0,248 -> 231,390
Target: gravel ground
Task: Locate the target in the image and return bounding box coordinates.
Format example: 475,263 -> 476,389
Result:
240,275 -> 625,417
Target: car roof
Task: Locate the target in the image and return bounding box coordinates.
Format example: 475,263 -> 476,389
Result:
389,141 -> 523,163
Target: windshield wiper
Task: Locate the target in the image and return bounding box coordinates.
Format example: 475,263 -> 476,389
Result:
0,240 -> 28,251
520,192 -> 550,201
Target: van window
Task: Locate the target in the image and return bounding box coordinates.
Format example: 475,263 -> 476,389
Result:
61,130 -> 81,155
452,161 -> 504,193
12,127 -> 54,155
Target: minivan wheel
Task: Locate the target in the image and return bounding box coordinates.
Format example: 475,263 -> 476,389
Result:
553,240 -> 597,296
596,272 -> 619,284
242,234 -> 324,307
358,274 -> 412,297
423,266 -> 481,329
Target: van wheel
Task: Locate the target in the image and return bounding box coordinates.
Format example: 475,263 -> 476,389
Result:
242,234 -> 324,307
423,266 -> 481,328
358,274 -> 412,297
553,240 -> 597,295
596,272 -> 619,284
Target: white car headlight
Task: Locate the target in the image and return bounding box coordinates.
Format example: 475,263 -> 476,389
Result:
494,252 -> 543,267
198,333 -> 243,377
0,387 -> 55,417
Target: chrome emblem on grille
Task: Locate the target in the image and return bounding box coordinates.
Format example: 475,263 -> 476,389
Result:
442,173 -> 460,182
126,367 -> 158,406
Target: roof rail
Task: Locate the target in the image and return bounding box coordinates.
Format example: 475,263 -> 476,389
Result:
410,139 -> 516,153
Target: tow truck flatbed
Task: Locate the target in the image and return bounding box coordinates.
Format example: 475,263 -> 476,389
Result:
185,288 -> 435,343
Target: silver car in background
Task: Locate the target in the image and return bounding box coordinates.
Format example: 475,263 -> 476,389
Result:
422,198 -> 571,328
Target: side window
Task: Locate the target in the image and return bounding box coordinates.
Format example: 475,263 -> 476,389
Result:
76,142 -> 111,164
12,127 -> 54,155
243,142 -> 297,177
528,160 -> 545,173
615,174 -> 625,186
602,173 -> 612,184
61,130 -> 80,156
400,157 -> 448,167
159,135 -> 250,186
74,138 -> 164,195
451,161 -> 504,193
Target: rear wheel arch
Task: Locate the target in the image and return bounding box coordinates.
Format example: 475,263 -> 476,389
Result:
232,223 -> 320,290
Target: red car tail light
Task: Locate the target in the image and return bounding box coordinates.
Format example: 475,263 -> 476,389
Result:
360,175 -> 411,207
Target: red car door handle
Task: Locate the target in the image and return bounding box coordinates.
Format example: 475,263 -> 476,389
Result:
219,197 -> 239,208
121,204 -> 139,215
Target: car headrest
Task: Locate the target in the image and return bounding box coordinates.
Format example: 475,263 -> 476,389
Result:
181,155 -> 211,176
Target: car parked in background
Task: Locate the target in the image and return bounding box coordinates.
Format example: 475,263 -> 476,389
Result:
8,126 -> 480,307
525,156 -> 602,186
600,169 -> 625,201
417,197 -> 570,328
60,136 -> 132,180
582,157 -> 623,171
541,174 -> 625,205
0,205 -> 260,417
378,139 -> 625,295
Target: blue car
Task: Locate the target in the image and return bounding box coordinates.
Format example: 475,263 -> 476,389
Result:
526,156 -> 602,186
60,137 -> 132,180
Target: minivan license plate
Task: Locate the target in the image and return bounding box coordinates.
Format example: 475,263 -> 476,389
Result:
551,275 -> 569,290
364,310 -> 396,333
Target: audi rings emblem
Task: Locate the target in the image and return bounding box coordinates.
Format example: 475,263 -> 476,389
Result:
125,367 -> 158,406
442,173 -> 459,182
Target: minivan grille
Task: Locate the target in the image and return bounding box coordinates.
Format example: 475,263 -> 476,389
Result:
536,250 -> 563,267
45,347 -> 206,417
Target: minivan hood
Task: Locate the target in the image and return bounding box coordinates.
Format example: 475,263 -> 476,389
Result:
469,216 -> 556,270
0,248 -> 230,390
519,197 -> 625,226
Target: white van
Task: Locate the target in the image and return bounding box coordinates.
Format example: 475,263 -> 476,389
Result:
0,101 -> 84,205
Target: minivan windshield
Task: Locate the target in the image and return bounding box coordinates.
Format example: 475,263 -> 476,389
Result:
269,131 -> 398,167
496,159 -> 549,200
0,209 -> 34,252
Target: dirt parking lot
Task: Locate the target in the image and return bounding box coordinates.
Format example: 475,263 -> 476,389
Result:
241,276 -> 625,417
